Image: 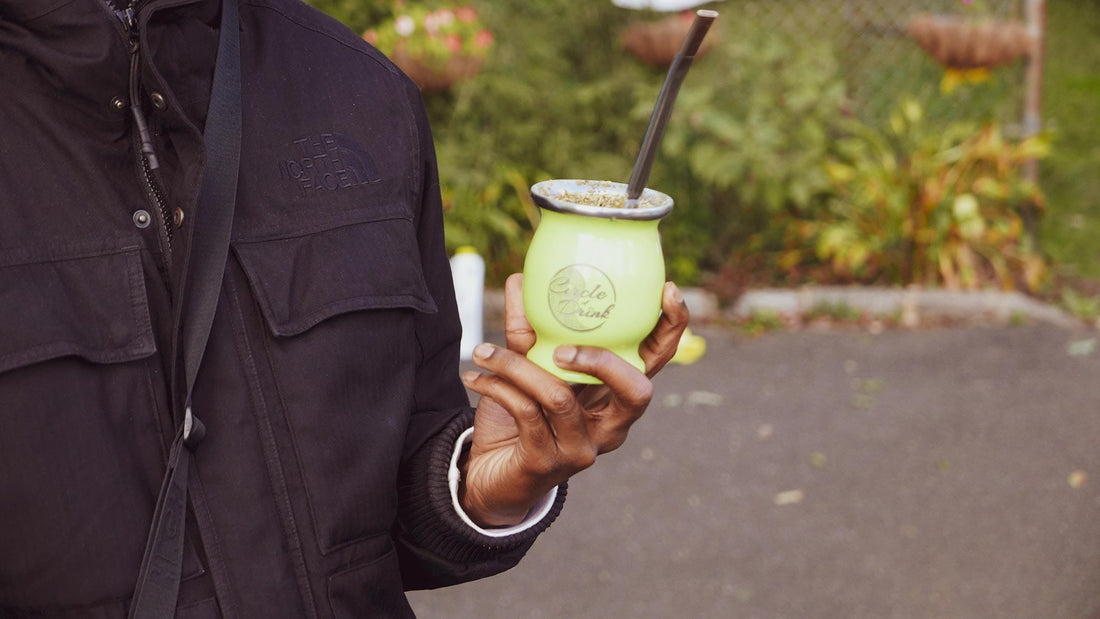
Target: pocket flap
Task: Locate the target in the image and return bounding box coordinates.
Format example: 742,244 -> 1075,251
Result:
0,240 -> 156,374
232,212 -> 437,337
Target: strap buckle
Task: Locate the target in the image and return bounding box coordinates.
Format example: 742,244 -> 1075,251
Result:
183,405 -> 206,448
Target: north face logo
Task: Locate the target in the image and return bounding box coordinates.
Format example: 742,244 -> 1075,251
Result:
278,133 -> 382,196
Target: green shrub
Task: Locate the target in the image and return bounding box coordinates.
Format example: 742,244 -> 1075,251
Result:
816,97 -> 1050,291
658,29 -> 852,284
305,1 -> 1055,293
422,0 -> 663,284
1038,0 -> 1100,279
438,163 -> 537,284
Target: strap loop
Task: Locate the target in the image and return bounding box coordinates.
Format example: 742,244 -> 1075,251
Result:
129,0 -> 240,615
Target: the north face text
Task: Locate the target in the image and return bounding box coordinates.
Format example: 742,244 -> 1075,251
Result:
278,133 -> 382,196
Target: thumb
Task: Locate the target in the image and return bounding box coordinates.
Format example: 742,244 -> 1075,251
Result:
503,273 -> 537,353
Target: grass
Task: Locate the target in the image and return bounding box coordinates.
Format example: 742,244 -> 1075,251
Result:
806,301 -> 863,322
1038,0 -> 1100,280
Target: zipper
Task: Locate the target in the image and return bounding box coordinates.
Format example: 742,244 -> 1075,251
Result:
110,0 -> 175,266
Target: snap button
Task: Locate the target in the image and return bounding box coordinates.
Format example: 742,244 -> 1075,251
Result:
111,96 -> 127,111
133,210 -> 151,229
173,207 -> 185,228
150,92 -> 167,111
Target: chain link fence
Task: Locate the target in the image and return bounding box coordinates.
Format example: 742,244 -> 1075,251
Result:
718,0 -> 1033,131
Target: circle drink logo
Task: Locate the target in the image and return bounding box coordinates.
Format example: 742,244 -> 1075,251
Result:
547,264 -> 617,332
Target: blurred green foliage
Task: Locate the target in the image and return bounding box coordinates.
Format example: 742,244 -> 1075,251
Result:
304,0 -> 390,31
305,0 -> 1058,294
1038,0 -> 1100,280
659,29 -> 852,286
818,98 -> 1049,291
417,0 -> 667,284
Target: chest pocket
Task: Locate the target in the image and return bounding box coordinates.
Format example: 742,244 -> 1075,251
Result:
0,237 -> 167,606
231,204 -> 438,552
0,239 -> 155,373
232,204 -> 436,335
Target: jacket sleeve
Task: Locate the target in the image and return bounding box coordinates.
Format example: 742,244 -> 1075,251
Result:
392,79 -> 567,590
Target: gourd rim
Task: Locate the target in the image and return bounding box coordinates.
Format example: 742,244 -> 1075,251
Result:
530,179 -> 674,221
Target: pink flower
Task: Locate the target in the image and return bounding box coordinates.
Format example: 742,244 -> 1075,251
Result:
423,9 -> 454,35
473,28 -> 493,50
443,33 -> 463,53
455,6 -> 478,24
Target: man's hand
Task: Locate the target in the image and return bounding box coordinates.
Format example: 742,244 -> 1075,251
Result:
459,273 -> 689,527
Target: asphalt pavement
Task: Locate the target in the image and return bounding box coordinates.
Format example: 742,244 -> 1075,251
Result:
407,322 -> 1100,619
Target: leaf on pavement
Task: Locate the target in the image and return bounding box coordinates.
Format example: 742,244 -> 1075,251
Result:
774,489 -> 804,506
1068,469 -> 1088,489
687,391 -> 724,407
1066,338 -> 1097,357
810,452 -> 827,468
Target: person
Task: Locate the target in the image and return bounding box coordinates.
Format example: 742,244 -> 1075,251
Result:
0,0 -> 689,616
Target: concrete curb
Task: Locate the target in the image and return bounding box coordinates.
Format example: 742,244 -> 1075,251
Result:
730,286 -> 1082,329
484,286 -> 1084,329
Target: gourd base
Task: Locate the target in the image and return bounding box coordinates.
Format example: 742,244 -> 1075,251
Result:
526,341 -> 646,385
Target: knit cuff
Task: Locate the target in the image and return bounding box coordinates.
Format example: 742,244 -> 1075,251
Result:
397,409 -> 568,564
447,426 -> 559,536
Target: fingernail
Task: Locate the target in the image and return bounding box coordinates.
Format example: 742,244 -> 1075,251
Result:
670,283 -> 684,304
553,345 -> 578,365
462,370 -> 480,384
473,343 -> 495,360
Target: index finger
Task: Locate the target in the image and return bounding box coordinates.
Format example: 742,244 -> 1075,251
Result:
471,343 -> 590,449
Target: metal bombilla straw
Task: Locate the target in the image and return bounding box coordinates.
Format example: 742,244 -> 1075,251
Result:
625,9 -> 718,207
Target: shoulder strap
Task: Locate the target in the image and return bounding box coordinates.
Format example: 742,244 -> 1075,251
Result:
128,0 -> 241,615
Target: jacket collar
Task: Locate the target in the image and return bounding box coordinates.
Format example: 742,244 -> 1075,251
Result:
0,1 -> 130,114
0,0 -> 216,118
0,0 -> 195,23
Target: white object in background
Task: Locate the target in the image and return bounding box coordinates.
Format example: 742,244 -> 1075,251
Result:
450,246 -> 485,360
611,0 -> 716,11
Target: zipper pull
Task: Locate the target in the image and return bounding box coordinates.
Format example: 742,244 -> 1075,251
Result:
121,6 -> 136,31
109,3 -> 136,31
125,7 -> 160,171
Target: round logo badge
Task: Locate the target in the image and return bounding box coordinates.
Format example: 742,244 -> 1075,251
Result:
546,264 -> 617,332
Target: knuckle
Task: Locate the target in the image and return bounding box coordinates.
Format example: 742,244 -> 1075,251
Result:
544,385 -> 576,414
568,445 -> 597,469
598,428 -> 630,454
601,437 -> 626,454
621,379 -> 654,408
517,399 -> 543,422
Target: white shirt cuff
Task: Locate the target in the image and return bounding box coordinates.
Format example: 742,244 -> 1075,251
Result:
448,427 -> 558,537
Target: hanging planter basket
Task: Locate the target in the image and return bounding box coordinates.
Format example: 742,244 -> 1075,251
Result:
907,13 -> 1033,70
390,48 -> 485,93
622,13 -> 716,67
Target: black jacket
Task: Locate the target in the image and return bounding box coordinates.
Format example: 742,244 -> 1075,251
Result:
0,0 -> 563,616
